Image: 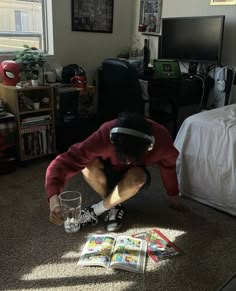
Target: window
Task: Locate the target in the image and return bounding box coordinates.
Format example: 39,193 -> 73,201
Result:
15,10 -> 29,32
0,0 -> 53,54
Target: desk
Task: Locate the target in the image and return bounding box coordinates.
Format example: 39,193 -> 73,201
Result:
139,74 -> 210,138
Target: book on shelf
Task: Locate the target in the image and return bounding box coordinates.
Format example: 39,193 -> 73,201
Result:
21,115 -> 51,126
78,234 -> 147,273
20,124 -> 53,159
133,228 -> 181,262
21,114 -> 51,122
21,120 -> 51,127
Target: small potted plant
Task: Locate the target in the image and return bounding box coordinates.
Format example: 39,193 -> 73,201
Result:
31,74 -> 39,87
14,45 -> 46,85
32,95 -> 42,110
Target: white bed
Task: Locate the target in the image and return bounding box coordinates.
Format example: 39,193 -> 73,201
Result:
174,104 -> 236,216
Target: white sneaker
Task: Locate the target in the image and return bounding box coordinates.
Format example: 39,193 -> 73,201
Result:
80,207 -> 99,227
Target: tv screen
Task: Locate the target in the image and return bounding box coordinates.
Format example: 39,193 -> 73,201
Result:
158,15 -> 225,64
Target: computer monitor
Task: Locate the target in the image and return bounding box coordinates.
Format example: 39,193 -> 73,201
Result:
158,15 -> 225,74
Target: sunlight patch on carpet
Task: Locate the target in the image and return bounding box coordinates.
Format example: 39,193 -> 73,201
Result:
61,251 -> 81,259
19,229 -> 186,282
157,228 -> 186,240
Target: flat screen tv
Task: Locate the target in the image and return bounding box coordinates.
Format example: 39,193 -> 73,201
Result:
158,15 -> 225,74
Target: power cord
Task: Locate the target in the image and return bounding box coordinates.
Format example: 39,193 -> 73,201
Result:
193,74 -> 205,109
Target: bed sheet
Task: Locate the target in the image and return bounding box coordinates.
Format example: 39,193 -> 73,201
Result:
174,104 -> 236,216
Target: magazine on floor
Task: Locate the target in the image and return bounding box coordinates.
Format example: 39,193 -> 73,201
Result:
133,228 -> 181,262
78,234 -> 147,273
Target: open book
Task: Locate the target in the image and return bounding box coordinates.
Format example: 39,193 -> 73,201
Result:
133,228 -> 181,262
78,234 -> 147,273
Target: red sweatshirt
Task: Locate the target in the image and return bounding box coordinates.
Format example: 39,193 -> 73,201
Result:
45,119 -> 179,200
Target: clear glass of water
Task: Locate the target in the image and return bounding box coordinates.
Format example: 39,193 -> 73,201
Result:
59,191 -> 82,233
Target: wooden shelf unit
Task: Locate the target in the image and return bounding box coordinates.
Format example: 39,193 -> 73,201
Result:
0,84 -> 56,161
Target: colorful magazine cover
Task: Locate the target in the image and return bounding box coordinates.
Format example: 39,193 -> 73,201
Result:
78,234 -> 147,273
133,228 -> 181,262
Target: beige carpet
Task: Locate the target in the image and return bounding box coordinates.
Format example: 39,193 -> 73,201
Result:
0,158 -> 236,291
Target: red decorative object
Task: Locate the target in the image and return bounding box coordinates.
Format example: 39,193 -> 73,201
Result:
0,60 -> 20,86
71,75 -> 87,89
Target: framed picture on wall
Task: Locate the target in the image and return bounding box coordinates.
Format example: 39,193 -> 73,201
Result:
139,0 -> 163,36
71,0 -> 114,33
210,0 -> 236,5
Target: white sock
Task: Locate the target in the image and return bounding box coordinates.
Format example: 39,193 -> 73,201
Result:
91,200 -> 109,216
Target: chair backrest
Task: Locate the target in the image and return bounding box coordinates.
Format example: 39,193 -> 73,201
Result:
98,58 -> 144,121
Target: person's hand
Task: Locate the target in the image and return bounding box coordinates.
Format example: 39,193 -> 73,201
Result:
168,195 -> 189,212
49,194 -> 64,225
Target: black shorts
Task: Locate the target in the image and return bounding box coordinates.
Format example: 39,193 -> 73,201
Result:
102,159 -> 151,193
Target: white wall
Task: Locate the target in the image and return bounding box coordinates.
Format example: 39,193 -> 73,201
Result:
50,0 -> 135,83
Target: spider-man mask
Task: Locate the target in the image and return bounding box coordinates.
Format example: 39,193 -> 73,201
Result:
70,75 -> 87,89
0,60 -> 20,86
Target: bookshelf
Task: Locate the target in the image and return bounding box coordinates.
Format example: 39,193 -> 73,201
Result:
0,84 -> 56,161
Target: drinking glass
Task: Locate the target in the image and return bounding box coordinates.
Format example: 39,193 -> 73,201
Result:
59,191 -> 82,233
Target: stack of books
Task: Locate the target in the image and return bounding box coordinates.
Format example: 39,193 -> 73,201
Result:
21,114 -> 51,126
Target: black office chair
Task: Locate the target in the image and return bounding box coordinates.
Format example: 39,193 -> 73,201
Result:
97,58 -> 144,122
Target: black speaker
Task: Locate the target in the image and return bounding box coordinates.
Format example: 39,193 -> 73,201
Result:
54,88 -> 79,124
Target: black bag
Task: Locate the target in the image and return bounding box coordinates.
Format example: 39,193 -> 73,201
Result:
61,64 -> 85,84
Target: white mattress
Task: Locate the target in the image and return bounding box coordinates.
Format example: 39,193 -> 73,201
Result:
174,104 -> 236,216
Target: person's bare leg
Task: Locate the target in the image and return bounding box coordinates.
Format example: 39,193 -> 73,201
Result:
80,163 -> 147,230
103,166 -> 146,209
81,158 -> 109,199
82,162 -> 147,208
